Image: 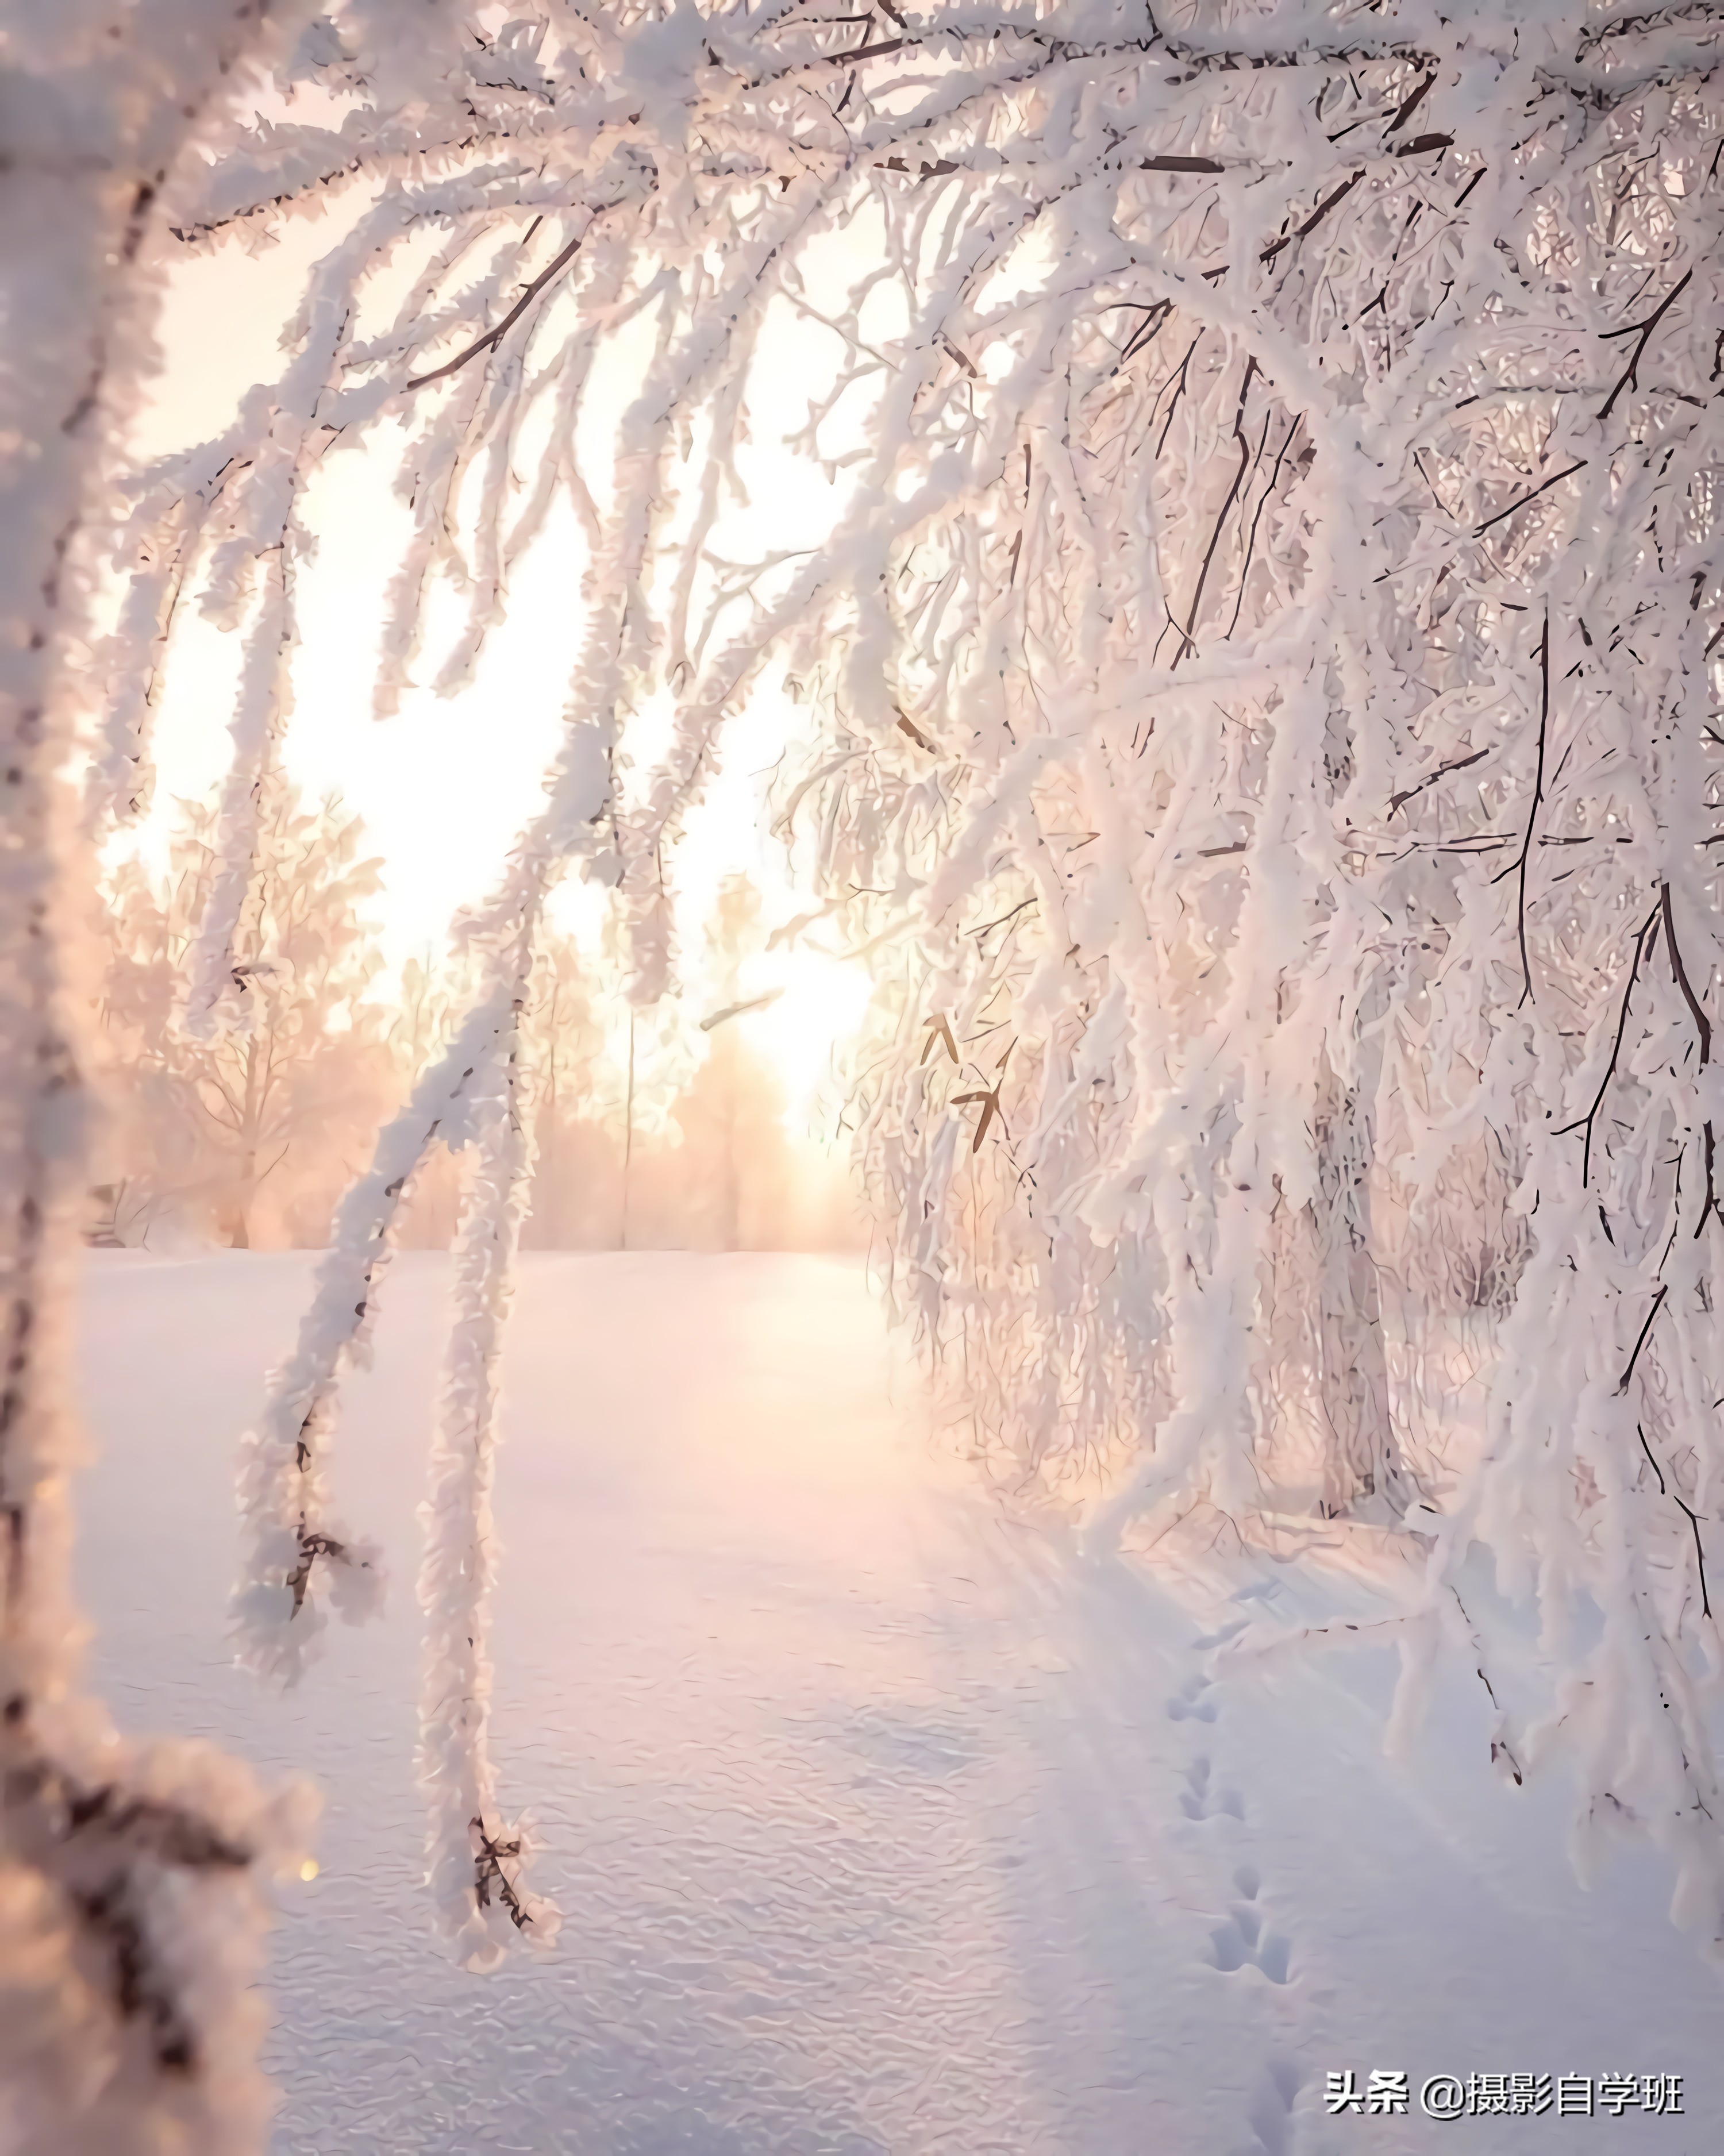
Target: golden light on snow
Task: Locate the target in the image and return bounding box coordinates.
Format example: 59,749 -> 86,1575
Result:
299,1859 -> 320,1882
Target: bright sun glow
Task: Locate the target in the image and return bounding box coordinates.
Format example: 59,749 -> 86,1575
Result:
130,206 -> 878,1130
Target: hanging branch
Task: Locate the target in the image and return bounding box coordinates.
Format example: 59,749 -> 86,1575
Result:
1259,168 -> 1365,264
1474,459 -> 1588,539
1554,904 -> 1663,1188
1660,882 -> 1713,1068
1618,1283 -> 1670,1397
1388,746 -> 1487,817
1491,605 -> 1551,1007
1171,356 -> 1259,671
406,226 -> 591,391
418,963 -> 560,1971
1598,269 -> 1694,422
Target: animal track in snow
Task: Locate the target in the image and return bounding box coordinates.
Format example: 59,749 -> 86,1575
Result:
1206,1866 -> 1293,1984
1190,1616 -> 1252,1653
1168,1672 -> 1219,1722
1244,2059 -> 1304,2156
1179,1755 -> 1246,1822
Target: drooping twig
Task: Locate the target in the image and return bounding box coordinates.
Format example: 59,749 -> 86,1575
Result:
1674,1492 -> 1714,1619
1474,458 -> 1587,538
1117,298 -> 1172,371
1171,357 -> 1259,669
1555,902 -> 1662,1185
1660,881 -> 1713,1068
1451,1588 -> 1523,1784
1597,268 -> 1694,421
407,229 -> 589,391
1618,1283 -> 1669,1396
1384,72 -> 1436,135
1154,333 -> 1202,456
1260,169 -> 1365,264
1660,883 -> 1717,1237
1225,413 -> 1301,637
1388,745 -> 1487,816
1491,605 -> 1549,1006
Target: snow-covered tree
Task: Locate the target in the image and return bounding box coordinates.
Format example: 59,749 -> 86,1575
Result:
25,0 -> 1724,2126
0,5 -> 333,2148
101,787 -> 390,1247
687,873 -> 787,1249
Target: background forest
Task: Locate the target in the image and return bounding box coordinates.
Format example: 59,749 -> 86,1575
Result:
89,787 -> 861,1254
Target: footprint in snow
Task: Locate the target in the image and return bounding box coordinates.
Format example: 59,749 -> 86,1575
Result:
1167,1672 -> 1219,1722
1242,2059 -> 1304,2156
1179,1754 -> 1245,1822
1206,1861 -> 1293,1984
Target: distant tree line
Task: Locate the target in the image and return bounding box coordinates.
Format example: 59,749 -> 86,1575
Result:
90,786 -> 858,1256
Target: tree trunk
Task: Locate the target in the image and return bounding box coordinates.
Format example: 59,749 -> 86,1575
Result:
721,1044 -> 741,1252
1310,1048 -> 1414,1521
0,5 -> 321,2145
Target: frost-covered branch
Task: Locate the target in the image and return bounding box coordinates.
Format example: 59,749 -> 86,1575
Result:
417,958 -> 560,1969
2,3 -> 326,2145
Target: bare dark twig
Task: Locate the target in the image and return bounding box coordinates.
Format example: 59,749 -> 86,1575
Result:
1155,334 -> 1202,456
1491,606 -> 1549,1006
1384,72 -> 1436,134
472,1819 -> 538,1930
1661,881 -> 1713,1068
1117,298 -> 1172,368
1388,745 -> 1487,816
1172,357 -> 1258,668
1597,269 -> 1694,421
969,896 -> 1036,942
1260,169 -> 1364,264
1618,1283 -> 1669,1396
1474,459 -> 1587,538
1555,902 -> 1662,1185
407,229 -> 588,391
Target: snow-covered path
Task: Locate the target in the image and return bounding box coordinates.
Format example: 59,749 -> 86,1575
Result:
74,1253 -> 1717,2153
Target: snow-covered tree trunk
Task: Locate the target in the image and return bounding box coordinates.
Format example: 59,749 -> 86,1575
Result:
0,4 -> 327,2147
1311,1026 -> 1410,1520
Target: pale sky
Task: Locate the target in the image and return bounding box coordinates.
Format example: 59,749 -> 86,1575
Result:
126,193 -> 879,1124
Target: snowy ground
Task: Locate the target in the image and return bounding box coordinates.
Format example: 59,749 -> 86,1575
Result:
74,1252 -> 1718,2154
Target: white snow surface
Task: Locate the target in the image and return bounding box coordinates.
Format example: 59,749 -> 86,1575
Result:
73,1251 -> 1718,2154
